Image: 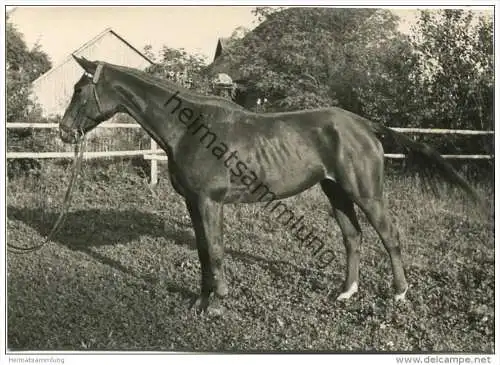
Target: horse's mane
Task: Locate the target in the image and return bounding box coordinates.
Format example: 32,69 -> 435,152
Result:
109,63 -> 247,111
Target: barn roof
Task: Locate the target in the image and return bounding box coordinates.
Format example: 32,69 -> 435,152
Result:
208,36 -> 247,81
213,37 -> 230,62
32,27 -> 155,86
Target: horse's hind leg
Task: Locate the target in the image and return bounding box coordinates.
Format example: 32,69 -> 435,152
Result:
354,196 -> 408,301
320,179 -> 362,300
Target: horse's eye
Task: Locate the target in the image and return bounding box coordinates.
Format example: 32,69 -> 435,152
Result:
74,88 -> 82,95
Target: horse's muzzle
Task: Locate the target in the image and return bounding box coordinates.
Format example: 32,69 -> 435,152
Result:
59,126 -> 79,144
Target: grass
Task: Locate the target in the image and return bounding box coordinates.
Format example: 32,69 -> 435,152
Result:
6,161 -> 495,352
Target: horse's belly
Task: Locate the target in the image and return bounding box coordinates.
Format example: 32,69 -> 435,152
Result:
216,131 -> 331,203
225,159 -> 326,204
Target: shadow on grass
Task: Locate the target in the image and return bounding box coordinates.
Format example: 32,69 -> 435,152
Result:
7,206 -> 181,248
225,247 -> 337,283
8,206 -> 199,300
8,206 -> 330,292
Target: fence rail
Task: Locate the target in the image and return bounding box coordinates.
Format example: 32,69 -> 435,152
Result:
6,123 -> 495,185
389,127 -> 494,135
6,122 -> 142,129
383,154 -> 493,160
6,150 -> 155,159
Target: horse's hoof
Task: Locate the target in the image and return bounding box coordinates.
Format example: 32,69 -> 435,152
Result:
191,296 -> 209,313
215,281 -> 229,298
336,282 -> 358,300
394,287 -> 408,302
191,294 -> 225,316
206,303 -> 225,317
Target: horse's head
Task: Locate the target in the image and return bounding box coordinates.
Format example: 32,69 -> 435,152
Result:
59,56 -> 123,144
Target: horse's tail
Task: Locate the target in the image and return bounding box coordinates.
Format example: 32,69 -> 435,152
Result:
370,122 -> 486,211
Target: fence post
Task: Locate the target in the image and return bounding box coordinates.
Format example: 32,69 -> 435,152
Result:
150,138 -> 158,185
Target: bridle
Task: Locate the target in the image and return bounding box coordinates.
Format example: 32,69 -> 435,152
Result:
91,62 -> 104,113
72,63 -> 104,140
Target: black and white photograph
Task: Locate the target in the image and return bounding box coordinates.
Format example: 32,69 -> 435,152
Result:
2,3 -> 496,364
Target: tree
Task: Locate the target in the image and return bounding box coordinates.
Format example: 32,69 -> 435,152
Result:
7,16 -> 52,176
372,9 -> 496,160
143,44 -> 211,94
6,15 -> 51,123
409,9 -> 493,131
353,33 -> 419,126
251,6 -> 284,22
210,7 -> 408,113
210,8 -> 493,158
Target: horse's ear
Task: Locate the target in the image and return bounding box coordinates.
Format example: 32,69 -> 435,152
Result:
72,55 -> 97,75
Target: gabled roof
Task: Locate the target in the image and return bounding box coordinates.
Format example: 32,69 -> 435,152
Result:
32,27 -> 155,85
218,37 -> 230,49
213,37 -> 230,62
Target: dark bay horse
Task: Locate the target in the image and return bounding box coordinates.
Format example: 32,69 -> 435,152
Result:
59,56 -> 483,310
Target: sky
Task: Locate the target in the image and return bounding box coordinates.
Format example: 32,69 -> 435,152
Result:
8,6 -> 259,64
7,6 -> 491,67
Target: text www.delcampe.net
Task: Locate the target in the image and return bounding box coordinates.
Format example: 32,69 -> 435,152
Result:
395,355 -> 493,364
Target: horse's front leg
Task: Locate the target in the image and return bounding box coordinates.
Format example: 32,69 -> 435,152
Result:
185,195 -> 228,313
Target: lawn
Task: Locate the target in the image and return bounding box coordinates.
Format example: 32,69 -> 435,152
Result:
6,160 -> 495,352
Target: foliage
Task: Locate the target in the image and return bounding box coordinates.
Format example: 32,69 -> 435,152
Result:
251,6 -> 285,22
6,16 -> 51,123
397,10 -> 493,157
6,69 -> 41,124
143,45 -> 212,95
408,10 -> 493,131
6,15 -> 53,177
211,7 -> 493,157
212,8 -> 406,113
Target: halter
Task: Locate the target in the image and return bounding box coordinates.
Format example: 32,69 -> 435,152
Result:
69,63 -> 104,145
91,63 -> 104,114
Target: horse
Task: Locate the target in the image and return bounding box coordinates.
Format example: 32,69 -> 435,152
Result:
59,56 -> 483,312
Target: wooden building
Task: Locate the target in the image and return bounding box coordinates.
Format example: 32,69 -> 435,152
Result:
31,28 -> 154,118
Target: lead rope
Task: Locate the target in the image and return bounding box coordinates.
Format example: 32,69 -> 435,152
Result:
7,137 -> 86,254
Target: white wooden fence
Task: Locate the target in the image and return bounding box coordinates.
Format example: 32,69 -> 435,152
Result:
6,122 -> 494,185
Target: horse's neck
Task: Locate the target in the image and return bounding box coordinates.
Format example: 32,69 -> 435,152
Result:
115,72 -> 198,155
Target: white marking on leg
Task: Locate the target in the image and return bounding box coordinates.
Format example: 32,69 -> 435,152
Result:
394,287 -> 408,302
337,281 -> 358,300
